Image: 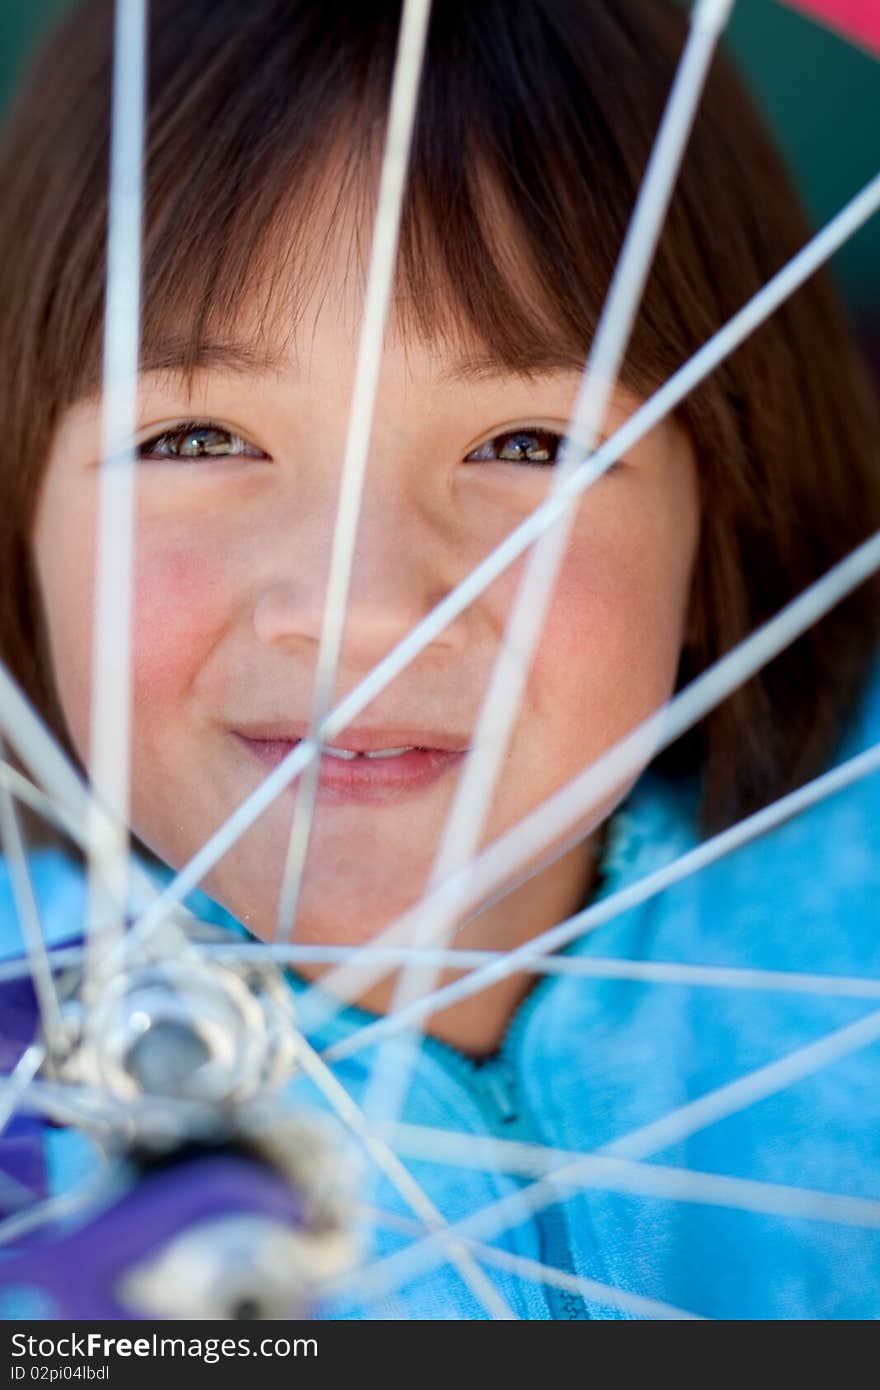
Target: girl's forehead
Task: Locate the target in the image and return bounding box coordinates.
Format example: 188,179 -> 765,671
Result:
134,153 -> 594,399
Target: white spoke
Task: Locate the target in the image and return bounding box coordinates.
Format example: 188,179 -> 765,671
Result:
0,762 -> 81,843
12,1076 -> 215,1142
11,1079 -> 127,1133
83,0 -> 147,996
0,1044 -> 66,1215
0,658 -> 220,1071
0,665 -> 158,908
127,166 -> 880,952
213,940 -> 880,1000
342,1212 -> 703,1319
383,1123 -> 880,1232
0,665 -> 112,838
0,667 -> 161,907
0,1170 -> 125,1251
605,1008 -> 880,1162
0,1044 -> 46,1140
0,665 -> 192,967
294,1038 -> 515,1320
358,1202 -> 425,1237
276,0 -> 433,941
362,0 -> 735,1147
444,1242 -> 703,1320
325,738 -> 880,1057
0,950 -> 84,985
0,759 -> 66,1055
304,527 -> 880,1034
348,1007 -> 880,1300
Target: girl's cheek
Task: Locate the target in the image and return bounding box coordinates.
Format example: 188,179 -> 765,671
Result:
34,530 -> 227,766
32,508 -> 97,762
130,540 -> 229,713
527,527 -> 691,752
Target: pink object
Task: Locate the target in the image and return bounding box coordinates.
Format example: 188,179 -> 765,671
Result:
779,1 -> 880,56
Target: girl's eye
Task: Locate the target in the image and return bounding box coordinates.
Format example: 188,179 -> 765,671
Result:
464,428 -> 564,466
138,421 -> 267,461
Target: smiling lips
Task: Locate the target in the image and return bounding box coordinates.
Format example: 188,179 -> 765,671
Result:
231,728 -> 468,803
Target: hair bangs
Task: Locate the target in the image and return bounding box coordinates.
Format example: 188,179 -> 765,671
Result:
43,0 -> 677,402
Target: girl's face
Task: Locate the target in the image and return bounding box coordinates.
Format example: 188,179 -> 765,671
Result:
32,226 -> 699,1036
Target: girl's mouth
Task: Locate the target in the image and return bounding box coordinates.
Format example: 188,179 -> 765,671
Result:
231,733 -> 467,803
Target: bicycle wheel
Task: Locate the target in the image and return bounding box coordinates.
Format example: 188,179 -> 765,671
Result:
0,0 -> 879,1322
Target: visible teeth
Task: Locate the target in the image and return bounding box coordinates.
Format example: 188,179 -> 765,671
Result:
322,745 -> 416,760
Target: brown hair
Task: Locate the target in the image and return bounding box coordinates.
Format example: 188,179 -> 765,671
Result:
0,0 -> 878,833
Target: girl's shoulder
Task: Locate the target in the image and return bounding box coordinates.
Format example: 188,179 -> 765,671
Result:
515,656 -> 880,1319
619,648 -> 880,866
588,648 -> 880,976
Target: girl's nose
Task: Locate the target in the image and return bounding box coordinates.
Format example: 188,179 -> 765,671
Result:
251,492 -> 464,674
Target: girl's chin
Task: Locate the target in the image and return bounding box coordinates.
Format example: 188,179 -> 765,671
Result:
240,908 -> 413,947
199,872 -> 427,946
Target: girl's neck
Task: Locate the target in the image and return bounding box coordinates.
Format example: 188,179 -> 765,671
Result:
326,829 -> 606,1059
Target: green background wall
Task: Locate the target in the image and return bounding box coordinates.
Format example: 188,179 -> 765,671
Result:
1,0 -> 878,340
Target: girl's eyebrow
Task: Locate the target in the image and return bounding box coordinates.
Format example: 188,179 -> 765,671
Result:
137,338 -> 586,385
437,350 -> 587,384
137,336 -> 288,377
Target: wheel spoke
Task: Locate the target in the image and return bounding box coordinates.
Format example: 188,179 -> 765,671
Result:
0,1044 -> 46,1143
348,1007 -> 880,1300
295,1037 -> 516,1319
83,0 -> 148,1001
207,936 -> 880,1003
362,0 -> 736,1151
0,1169 -> 126,1251
341,1212 -> 704,1319
304,526 -> 880,1033
276,0 -> 433,942
0,663 -> 161,922
0,756 -> 66,1054
382,1122 -> 880,1231
325,738 -> 880,1057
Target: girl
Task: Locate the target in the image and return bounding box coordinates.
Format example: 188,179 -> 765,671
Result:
0,0 -> 879,1318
